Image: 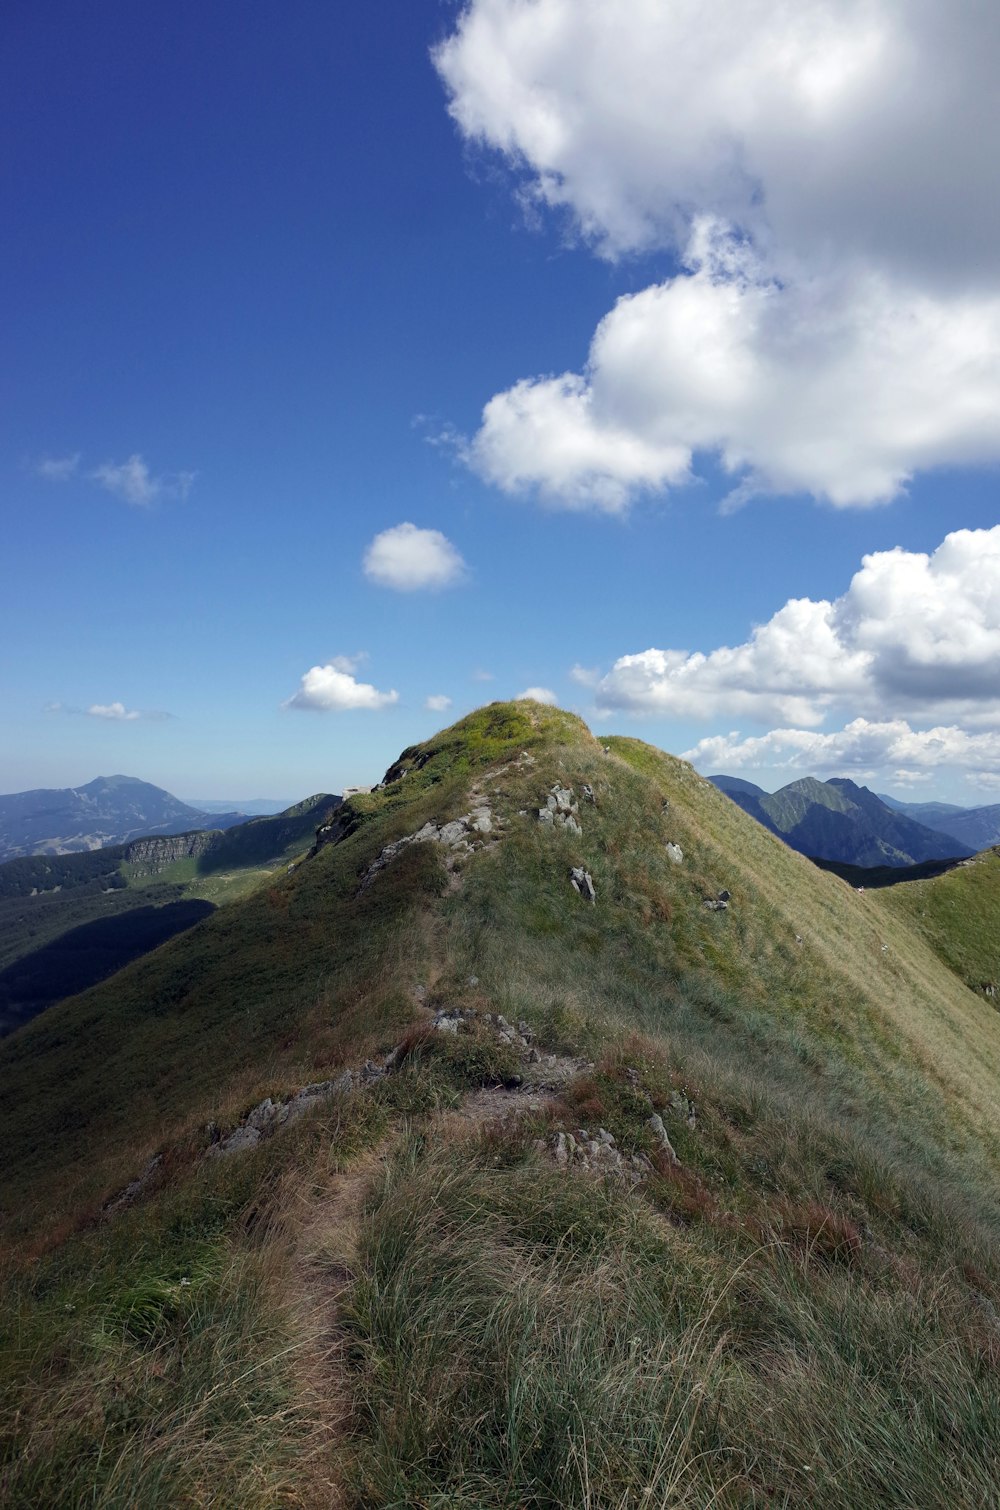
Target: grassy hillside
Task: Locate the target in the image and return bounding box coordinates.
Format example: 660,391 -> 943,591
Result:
875,847 -> 1000,994
3,703 -> 1000,1507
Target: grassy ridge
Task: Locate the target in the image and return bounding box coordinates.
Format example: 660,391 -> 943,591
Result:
876,847 -> 1000,993
3,703 -> 1000,1505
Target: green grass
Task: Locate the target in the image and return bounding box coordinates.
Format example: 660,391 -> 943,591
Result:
876,846 -> 1000,994
342,1123 -> 1000,1509
4,702 -> 1000,1505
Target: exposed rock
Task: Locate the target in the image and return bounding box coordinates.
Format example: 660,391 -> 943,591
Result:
669,1089 -> 697,1128
284,1072 -> 353,1123
359,801 -> 499,889
703,897 -> 728,912
665,842 -> 683,865
647,1112 -> 679,1163
582,784 -> 595,804
569,867 -> 596,903
104,1154 -> 163,1213
212,1124 -> 262,1157
437,819 -> 469,847
209,1071 -> 354,1157
544,1124 -> 651,1184
123,830 -> 219,878
537,785 -> 583,834
313,804 -> 361,854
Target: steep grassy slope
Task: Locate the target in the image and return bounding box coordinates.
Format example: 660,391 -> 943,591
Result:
3,703 -> 1000,1507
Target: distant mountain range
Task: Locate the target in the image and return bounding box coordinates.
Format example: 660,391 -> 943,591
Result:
710,774 -> 976,867
186,798 -> 293,816
0,775 -> 249,863
877,794 -> 1000,852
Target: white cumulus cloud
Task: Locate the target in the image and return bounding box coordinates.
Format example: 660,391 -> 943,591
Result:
285,664 -> 399,712
595,527 -> 1000,727
425,694 -> 453,713
363,523 -> 467,591
437,0 -> 1000,510
469,235 -> 1000,511
516,686 -> 558,705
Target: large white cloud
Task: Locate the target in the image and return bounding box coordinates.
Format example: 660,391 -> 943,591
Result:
470,236 -> 1000,510
436,0 -> 999,275
363,523 -> 467,591
437,1 -> 1000,509
285,663 -> 399,712
594,526 -> 1000,726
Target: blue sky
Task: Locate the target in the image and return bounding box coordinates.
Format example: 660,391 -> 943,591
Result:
3,1 -> 999,803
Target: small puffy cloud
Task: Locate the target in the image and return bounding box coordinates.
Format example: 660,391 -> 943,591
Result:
425,694 -> 453,713
472,668 -> 495,682
36,454 -> 80,481
363,523 -> 467,591
285,663 -> 398,712
516,686 -> 558,705
81,697 -> 170,721
88,701 -> 143,721
92,454 -> 195,508
683,720 -> 1000,779
595,527 -> 1000,727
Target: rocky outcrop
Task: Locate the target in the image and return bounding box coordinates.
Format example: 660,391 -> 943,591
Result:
537,785 -> 581,835
207,1071 -> 356,1157
547,1127 -> 653,1184
123,829 -> 221,877
703,889 -> 731,911
359,799 -> 500,890
312,803 -> 363,855
570,867 -> 596,903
